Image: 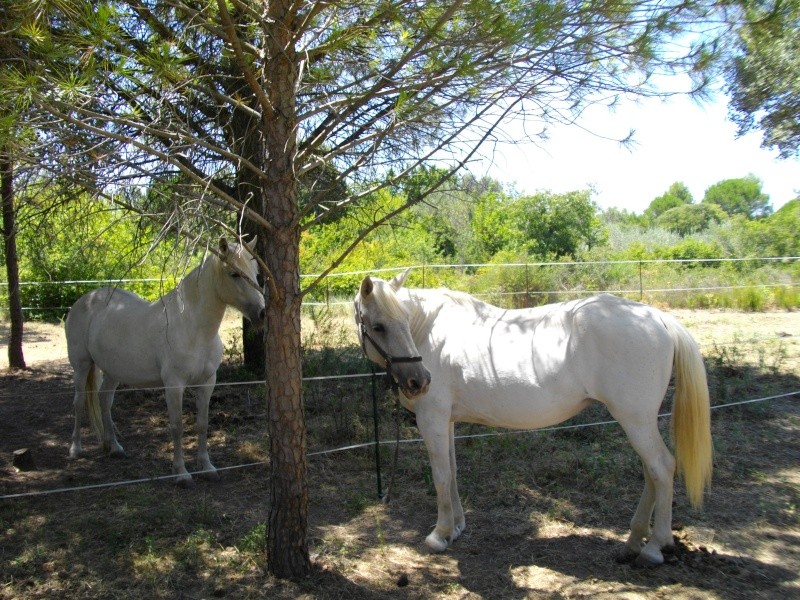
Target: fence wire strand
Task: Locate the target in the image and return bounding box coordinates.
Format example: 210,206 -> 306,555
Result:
2,390 -> 797,501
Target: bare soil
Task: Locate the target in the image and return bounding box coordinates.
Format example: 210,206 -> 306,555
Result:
1,309 -> 799,599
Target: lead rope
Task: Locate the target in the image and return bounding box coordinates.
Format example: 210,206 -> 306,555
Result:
358,310 -> 421,503
382,379 -> 402,504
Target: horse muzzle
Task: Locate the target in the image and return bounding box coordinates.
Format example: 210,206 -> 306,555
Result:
246,306 -> 266,331
394,363 -> 431,398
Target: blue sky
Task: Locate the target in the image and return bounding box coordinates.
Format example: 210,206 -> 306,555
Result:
477,92 -> 799,214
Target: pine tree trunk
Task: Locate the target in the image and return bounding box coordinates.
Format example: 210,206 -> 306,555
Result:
233,106 -> 267,375
264,250 -> 309,578
1,147 -> 26,371
261,0 -> 310,578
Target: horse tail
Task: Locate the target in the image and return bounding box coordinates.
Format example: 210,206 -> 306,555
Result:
663,315 -> 713,508
84,365 -> 106,451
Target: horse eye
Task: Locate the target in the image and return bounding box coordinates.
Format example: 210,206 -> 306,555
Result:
230,272 -> 241,279
372,323 -> 386,334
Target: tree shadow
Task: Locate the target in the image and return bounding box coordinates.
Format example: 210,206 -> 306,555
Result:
450,530 -> 798,600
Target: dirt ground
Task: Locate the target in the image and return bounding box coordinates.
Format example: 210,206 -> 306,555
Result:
1,308 -> 799,599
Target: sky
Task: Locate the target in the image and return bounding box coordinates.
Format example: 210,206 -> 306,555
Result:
476,92 -> 799,215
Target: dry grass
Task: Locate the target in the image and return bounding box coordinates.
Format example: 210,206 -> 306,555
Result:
1,308 -> 799,599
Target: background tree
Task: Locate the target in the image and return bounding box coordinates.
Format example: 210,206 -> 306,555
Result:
702,174 -> 772,218
726,0 -> 800,158
644,181 -> 694,222
0,143 -> 25,370
655,202 -> 725,236
513,190 -> 604,258
8,0 -> 742,578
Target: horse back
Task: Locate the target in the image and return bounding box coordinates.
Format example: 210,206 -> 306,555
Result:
425,293 -> 674,428
567,294 -> 674,403
65,287 -> 167,386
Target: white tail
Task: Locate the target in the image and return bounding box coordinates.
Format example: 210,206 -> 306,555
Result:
664,316 -> 713,507
84,366 -> 107,452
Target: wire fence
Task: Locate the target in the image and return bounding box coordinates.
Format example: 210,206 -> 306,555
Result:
2,389 -> 798,501
1,257 -> 798,501
1,256 -> 798,315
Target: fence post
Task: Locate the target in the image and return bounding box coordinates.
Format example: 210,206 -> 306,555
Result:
639,260 -> 643,301
525,263 -> 530,307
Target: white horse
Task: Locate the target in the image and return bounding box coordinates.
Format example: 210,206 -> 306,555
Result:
65,237 -> 265,487
354,269 -> 712,566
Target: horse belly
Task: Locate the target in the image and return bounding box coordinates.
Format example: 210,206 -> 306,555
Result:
450,376 -> 590,430
445,335 -> 588,430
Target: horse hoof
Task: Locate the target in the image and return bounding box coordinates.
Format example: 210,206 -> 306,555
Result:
109,449 -> 127,459
175,476 -> 196,489
633,552 -> 664,569
198,468 -> 220,482
425,532 -> 449,553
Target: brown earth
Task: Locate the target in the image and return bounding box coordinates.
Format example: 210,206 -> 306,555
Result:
1,308 -> 799,599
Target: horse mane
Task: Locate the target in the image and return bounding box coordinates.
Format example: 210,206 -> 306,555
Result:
371,280 -> 410,320
438,288 -> 484,309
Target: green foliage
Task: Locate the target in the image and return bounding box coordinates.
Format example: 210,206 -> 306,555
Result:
756,198 -> 800,256
512,191 -> 606,259
471,192 -> 515,259
727,0 -> 800,158
656,203 -> 725,236
702,175 -> 772,218
644,181 -> 693,222
300,188 -> 455,299
237,522 -> 267,556
11,190 -> 184,319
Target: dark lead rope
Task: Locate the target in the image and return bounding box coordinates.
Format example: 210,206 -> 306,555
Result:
357,311 -> 422,501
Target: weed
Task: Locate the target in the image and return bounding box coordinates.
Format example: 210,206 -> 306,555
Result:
345,493 -> 372,517
175,528 -> 215,571
735,287 -> 767,311
237,522 -> 267,556
775,286 -> 800,310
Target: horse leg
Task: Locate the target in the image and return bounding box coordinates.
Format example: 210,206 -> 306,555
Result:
69,362 -> 90,459
448,423 -> 466,541
623,466 -> 656,558
417,409 -> 455,552
99,375 -> 125,457
194,375 -> 219,481
165,384 -> 193,487
619,419 -> 676,566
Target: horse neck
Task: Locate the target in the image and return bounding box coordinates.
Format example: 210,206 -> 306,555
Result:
402,289 -> 445,343
168,258 -> 227,338
403,288 -> 492,341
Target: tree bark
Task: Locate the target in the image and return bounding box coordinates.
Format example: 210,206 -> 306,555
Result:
230,90 -> 267,374
261,0 -> 310,578
1,147 -> 26,371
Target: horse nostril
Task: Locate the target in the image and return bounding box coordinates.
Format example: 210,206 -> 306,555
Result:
408,378 -> 420,393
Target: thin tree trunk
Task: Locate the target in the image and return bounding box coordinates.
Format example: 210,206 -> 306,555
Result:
1,147 -> 26,370
262,0 -> 310,578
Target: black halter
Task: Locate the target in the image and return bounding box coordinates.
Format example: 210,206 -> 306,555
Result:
357,311 -> 423,380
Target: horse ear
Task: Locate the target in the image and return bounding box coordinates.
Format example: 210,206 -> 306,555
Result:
246,236 -> 258,252
219,237 -> 229,256
389,268 -> 411,291
360,276 -> 374,298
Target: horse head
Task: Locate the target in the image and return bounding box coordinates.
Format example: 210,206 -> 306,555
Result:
216,237 -> 266,329
354,269 -> 431,398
